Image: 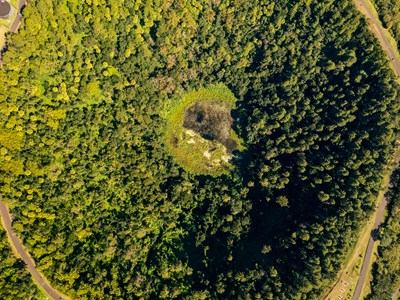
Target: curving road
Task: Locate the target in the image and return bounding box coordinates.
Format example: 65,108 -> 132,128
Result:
351,1 -> 400,299
354,0 -> 400,76
0,195 -> 63,300
10,0 -> 27,33
352,197 -> 387,300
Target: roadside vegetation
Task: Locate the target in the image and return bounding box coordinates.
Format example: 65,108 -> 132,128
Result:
0,0 -> 399,298
373,0 -> 400,50
0,226 -> 43,299
367,167 -> 400,300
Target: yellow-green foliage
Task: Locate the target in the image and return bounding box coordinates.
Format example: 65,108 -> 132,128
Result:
0,129 -> 24,150
165,84 -> 244,176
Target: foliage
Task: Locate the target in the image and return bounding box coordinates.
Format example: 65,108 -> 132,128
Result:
165,84 -> 243,175
367,167 -> 400,299
0,226 -> 43,299
373,0 -> 400,49
0,0 -> 399,299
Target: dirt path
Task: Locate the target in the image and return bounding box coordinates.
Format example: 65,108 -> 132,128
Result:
0,195 -> 63,300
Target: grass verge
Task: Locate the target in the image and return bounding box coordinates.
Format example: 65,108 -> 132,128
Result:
360,241 -> 379,299
354,0 -> 400,83
0,26 -> 8,50
322,215 -> 373,300
322,171 -> 392,300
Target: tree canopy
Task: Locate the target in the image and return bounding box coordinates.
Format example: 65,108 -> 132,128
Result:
0,226 -> 43,299
0,0 -> 399,298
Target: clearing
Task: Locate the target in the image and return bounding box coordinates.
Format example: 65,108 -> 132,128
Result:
165,84 -> 244,176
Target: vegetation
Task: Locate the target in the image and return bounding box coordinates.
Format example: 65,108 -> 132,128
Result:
0,226 -> 43,299
165,84 -> 243,175
373,0 -> 400,49
0,0 -> 399,299
367,167 -> 400,300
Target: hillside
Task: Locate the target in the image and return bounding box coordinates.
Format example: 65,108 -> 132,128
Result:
0,0 -> 399,298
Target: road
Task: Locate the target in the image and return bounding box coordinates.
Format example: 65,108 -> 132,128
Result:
351,1 -> 400,299
352,198 -> 387,300
0,195 -> 63,300
10,0 -> 27,33
354,0 -> 400,76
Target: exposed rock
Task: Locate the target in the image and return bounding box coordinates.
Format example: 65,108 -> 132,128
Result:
203,150 -> 211,159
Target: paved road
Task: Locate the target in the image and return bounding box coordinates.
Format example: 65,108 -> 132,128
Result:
0,195 -> 63,300
351,1 -> 400,299
354,0 -> 400,76
10,0 -> 27,33
352,198 -> 387,300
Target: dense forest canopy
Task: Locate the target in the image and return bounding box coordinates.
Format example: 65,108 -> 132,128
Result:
0,226 -> 42,299
0,0 -> 399,299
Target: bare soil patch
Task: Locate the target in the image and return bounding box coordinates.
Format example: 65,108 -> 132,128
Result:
183,101 -> 237,152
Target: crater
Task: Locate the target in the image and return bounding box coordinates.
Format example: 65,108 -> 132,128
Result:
183,101 -> 237,152
165,84 -> 244,176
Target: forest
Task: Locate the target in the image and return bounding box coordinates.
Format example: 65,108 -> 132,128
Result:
0,226 -> 42,299
0,0 -> 400,299
367,166 -> 400,300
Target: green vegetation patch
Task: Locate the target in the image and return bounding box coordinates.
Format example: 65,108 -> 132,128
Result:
165,84 -> 244,176
367,167 -> 400,300
0,227 -> 44,300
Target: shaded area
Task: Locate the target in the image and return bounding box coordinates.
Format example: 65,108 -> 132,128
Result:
183,101 -> 238,152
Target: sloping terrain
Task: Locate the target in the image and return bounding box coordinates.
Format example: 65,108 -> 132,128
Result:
0,0 -> 399,299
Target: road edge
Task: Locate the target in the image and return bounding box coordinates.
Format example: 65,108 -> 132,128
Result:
0,195 -> 69,300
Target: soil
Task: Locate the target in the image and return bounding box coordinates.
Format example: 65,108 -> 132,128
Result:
183,101 -> 237,151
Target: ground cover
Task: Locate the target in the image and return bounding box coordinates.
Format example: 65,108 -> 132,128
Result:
165,84 -> 244,176
0,26 -> 7,49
